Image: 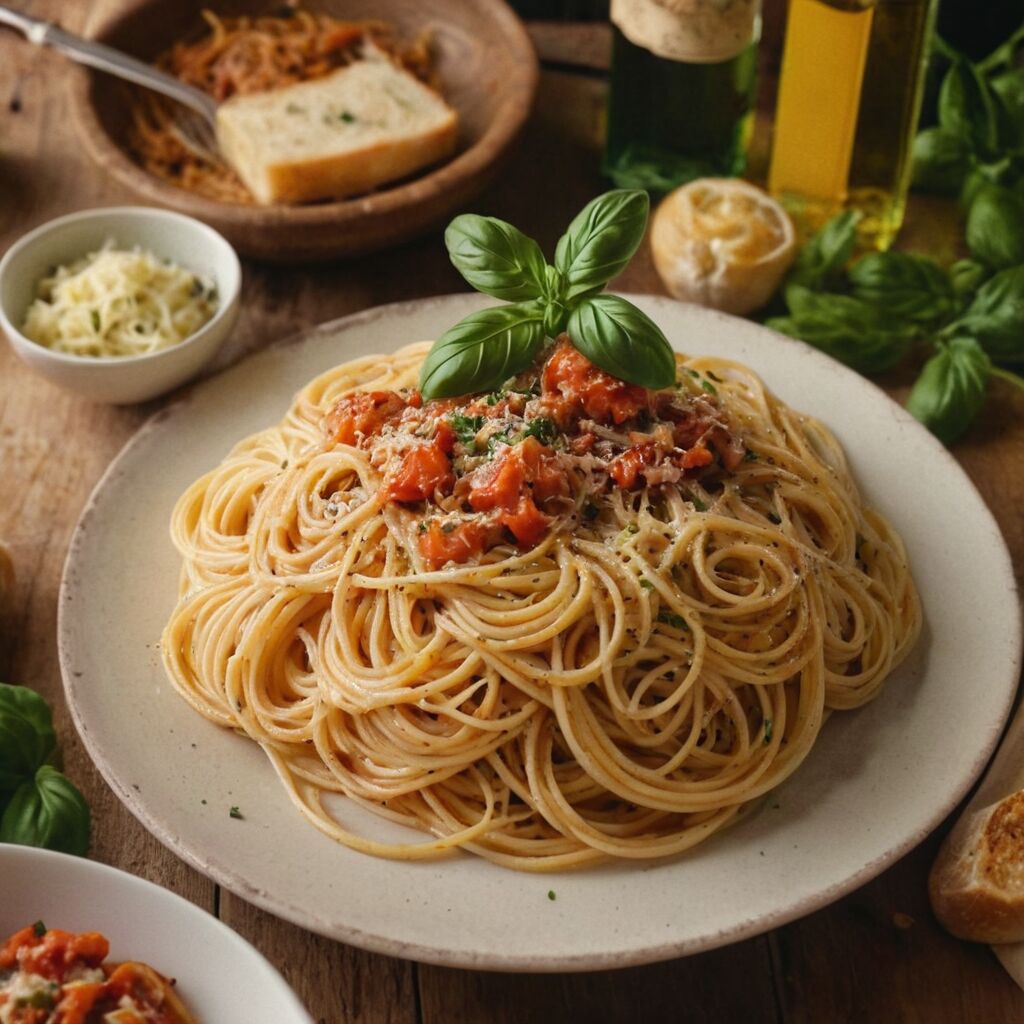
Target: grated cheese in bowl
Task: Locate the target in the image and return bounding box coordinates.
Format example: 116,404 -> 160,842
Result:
21,241 -> 219,359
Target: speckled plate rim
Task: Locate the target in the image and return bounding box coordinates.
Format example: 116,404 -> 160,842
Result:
58,294 -> 1022,972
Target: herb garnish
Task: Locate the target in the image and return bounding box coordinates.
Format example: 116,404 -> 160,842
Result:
0,683 -> 90,856
229,805 -> 243,819
547,890 -> 557,901
638,578 -> 654,590
32,920 -> 46,937
450,413 -> 485,446
657,610 -> 688,630
764,719 -> 774,744
521,417 -> 557,446
419,191 -> 675,398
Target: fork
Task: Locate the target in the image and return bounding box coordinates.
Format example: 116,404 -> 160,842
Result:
0,5 -> 221,163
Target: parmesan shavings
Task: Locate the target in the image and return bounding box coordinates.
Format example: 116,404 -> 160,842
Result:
22,240 -> 219,358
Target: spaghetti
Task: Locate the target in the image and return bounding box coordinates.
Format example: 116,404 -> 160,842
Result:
128,8 -> 435,203
162,338 -> 920,871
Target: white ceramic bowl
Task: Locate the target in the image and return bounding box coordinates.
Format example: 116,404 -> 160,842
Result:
0,844 -> 312,1022
0,207 -> 241,404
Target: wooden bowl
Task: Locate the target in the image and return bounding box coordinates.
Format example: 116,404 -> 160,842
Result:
68,0 -> 538,263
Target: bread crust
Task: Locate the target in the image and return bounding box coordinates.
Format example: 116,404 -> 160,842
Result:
930,790 -> 1024,944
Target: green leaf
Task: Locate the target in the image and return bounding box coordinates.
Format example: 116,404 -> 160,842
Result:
444,215 -> 548,302
768,288 -> 914,375
977,24 -> 1024,76
906,337 -> 991,444
949,258 -> 991,299
944,265 -> 1024,363
788,211 -> 860,291
0,683 -> 56,794
911,127 -> 973,195
965,184 -> 1024,269
848,251 -> 956,327
0,765 -> 90,856
554,190 -> 649,301
419,302 -> 546,399
567,294 -> 676,389
991,68 -> 1024,130
939,57 -> 999,158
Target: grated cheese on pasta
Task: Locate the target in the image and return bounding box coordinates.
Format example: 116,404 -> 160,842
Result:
21,241 -> 219,358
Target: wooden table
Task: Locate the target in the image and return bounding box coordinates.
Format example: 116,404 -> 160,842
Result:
2,4 -> 1024,1021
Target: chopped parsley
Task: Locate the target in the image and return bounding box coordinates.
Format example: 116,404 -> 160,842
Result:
418,521 -> 428,534
744,449 -> 759,462
339,110 -> 356,123
657,610 -> 688,630
90,309 -> 100,332
706,371 -> 724,383
691,498 -> 708,513
763,719 -> 774,744
638,578 -> 654,590
487,430 -> 514,453
441,521 -> 458,534
687,369 -> 700,378
33,920 -> 46,937
767,512 -> 782,525
547,890 -> 557,901
700,378 -> 718,396
486,391 -> 502,406
450,413 -> 484,446
626,522 -> 639,535
229,805 -> 243,819
521,417 -> 556,446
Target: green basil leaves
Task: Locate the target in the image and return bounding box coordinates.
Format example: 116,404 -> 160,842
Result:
1,766 -> 91,857
421,190 -> 675,399
906,338 -> 991,444
0,682 -> 90,856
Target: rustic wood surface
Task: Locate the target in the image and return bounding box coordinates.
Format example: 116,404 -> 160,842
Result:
1,3 -> 1023,1022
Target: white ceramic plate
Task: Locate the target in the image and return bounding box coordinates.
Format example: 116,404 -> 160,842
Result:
0,844 -> 311,1021
59,294 -> 1021,972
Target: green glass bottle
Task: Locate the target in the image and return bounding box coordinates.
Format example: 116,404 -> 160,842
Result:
603,0 -> 761,191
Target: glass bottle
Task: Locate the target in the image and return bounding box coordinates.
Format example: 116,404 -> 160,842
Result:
603,0 -> 762,192
768,0 -> 939,250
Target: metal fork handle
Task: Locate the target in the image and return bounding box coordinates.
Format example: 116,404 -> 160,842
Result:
0,6 -> 217,125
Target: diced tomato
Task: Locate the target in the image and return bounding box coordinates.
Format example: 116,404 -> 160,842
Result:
499,495 -> 550,546
569,432 -> 596,455
541,336 -> 651,426
678,445 -> 714,470
433,420 -> 456,455
608,443 -> 657,490
53,981 -> 105,1024
325,391 -> 407,446
419,520 -> 488,567
0,925 -> 39,969
13,929 -> 109,982
468,437 -> 568,513
321,24 -> 365,53
385,441 -> 454,503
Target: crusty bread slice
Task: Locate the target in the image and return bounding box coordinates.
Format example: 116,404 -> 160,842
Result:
215,56 -> 458,205
930,790 -> 1024,944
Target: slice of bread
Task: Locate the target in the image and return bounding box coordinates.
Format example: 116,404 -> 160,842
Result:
215,55 -> 458,205
930,789 -> 1024,944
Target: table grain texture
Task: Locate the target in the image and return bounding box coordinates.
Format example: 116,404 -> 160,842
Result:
1,3 -> 1023,1022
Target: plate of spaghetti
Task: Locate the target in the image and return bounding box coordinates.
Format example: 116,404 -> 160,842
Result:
68,1 -> 537,261
0,845 -> 311,1021
58,290 -> 1020,969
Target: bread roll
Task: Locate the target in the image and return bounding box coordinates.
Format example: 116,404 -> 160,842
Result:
929,790 -> 1024,944
216,56 -> 458,205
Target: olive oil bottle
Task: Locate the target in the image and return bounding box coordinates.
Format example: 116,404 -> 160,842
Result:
768,0 -> 938,249
603,0 -> 761,191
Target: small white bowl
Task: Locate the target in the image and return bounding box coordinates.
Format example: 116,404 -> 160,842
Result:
0,844 -> 312,1023
0,207 -> 241,404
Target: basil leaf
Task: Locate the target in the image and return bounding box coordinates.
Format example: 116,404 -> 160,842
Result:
906,337 -> 990,444
787,211 -> 860,291
567,294 -> 675,389
0,683 -> 56,793
419,302 -> 546,399
911,127 -> 973,195
848,252 -> 956,327
939,58 -> 999,158
949,258 -> 990,299
554,190 -> 649,301
965,184 -> 1024,269
991,68 -> 1024,130
944,265 -> 1024,363
0,765 -> 90,856
444,215 -> 547,302
768,288 -> 914,375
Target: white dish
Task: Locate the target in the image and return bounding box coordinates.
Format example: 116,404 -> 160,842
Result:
0,206 -> 241,404
58,294 -> 1021,971
0,844 -> 311,1022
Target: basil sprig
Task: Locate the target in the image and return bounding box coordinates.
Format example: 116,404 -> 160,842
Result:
906,337 -> 991,444
0,682 -> 90,856
420,190 -> 674,399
